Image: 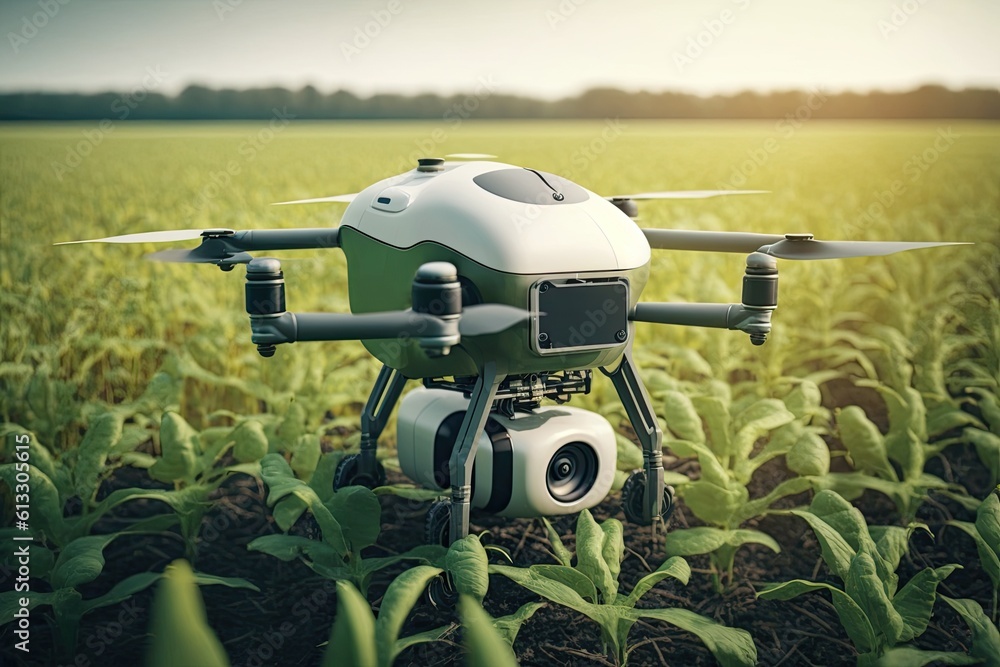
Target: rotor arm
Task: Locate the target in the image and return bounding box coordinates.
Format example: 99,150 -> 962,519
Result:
633,251 -> 779,345
249,310 -> 458,352
631,303 -> 774,344
227,228 -> 341,251
161,228 -> 342,268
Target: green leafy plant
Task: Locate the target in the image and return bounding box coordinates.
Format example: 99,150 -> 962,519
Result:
661,381 -> 829,590
822,381 -> 978,520
322,567 -> 449,667
109,411 -> 265,557
460,594 -> 520,667
145,559 -> 232,667
946,487 -> 1000,621
0,415 -> 181,548
248,454 -> 444,595
964,388 -> 1000,487
322,557 -> 541,667
492,510 -> 757,666
0,536 -> 256,658
759,490 -> 964,666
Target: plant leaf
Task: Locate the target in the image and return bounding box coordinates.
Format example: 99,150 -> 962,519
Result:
636,608 -> 757,667
232,420 -> 269,464
324,581 -> 377,667
575,510 -> 617,603
759,579 -> 877,654
615,433 -> 644,471
600,518 -> 625,599
624,556 -> 691,608
446,535 -> 490,604
939,595 -> 1000,667
50,534 -> 119,589
460,595 -> 519,667
532,564 -> 599,602
692,395 -> 731,455
682,479 -> 748,527
662,391 -> 705,443
146,560 -> 231,667
876,647 -> 981,666
150,412 -> 200,484
846,549 -> 904,647
541,517 -> 573,567
375,565 -> 443,667
74,412 -> 122,503
786,430 -> 831,477
837,406 -> 897,481
327,486 -> 381,553
492,600 -> 545,646
730,399 -> 796,460
260,454 -> 347,555
892,565 -> 960,643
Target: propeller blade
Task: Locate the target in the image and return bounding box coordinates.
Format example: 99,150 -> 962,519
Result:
445,153 -> 497,160
145,248 -> 254,264
271,194 -> 357,206
145,248 -> 219,263
458,304 -> 533,337
608,190 -> 769,201
643,229 -> 787,253
762,238 -> 971,261
54,229 -> 215,245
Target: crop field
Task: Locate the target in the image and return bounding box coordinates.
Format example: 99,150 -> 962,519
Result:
1,120 -> 999,667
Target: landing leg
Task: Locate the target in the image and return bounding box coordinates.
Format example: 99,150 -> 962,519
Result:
447,361 -> 504,544
335,364 -> 406,489
602,346 -> 667,526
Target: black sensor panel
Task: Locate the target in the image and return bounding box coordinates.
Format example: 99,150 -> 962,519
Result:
536,281 -> 628,350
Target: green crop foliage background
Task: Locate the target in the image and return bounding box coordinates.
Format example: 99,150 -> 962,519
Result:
1,120 -> 998,449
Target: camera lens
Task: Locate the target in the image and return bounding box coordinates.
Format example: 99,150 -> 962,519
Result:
546,442 -> 597,503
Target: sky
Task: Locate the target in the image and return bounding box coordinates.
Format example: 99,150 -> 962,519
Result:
1,0 -> 998,98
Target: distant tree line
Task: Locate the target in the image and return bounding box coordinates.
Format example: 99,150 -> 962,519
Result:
1,84 -> 998,121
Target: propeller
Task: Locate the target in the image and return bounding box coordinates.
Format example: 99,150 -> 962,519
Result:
642,229 -> 970,260
607,190 -> 769,201
145,247 -> 252,264
760,237 -> 970,261
271,193 -> 357,206
456,304 -> 531,336
54,229 -> 226,245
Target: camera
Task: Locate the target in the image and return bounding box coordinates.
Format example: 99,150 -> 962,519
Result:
396,388 -> 616,518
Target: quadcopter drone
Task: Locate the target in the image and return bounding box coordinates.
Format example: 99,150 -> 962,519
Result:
58,155 -> 965,546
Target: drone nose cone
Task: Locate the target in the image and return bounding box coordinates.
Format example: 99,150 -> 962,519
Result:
417,157 -> 445,172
